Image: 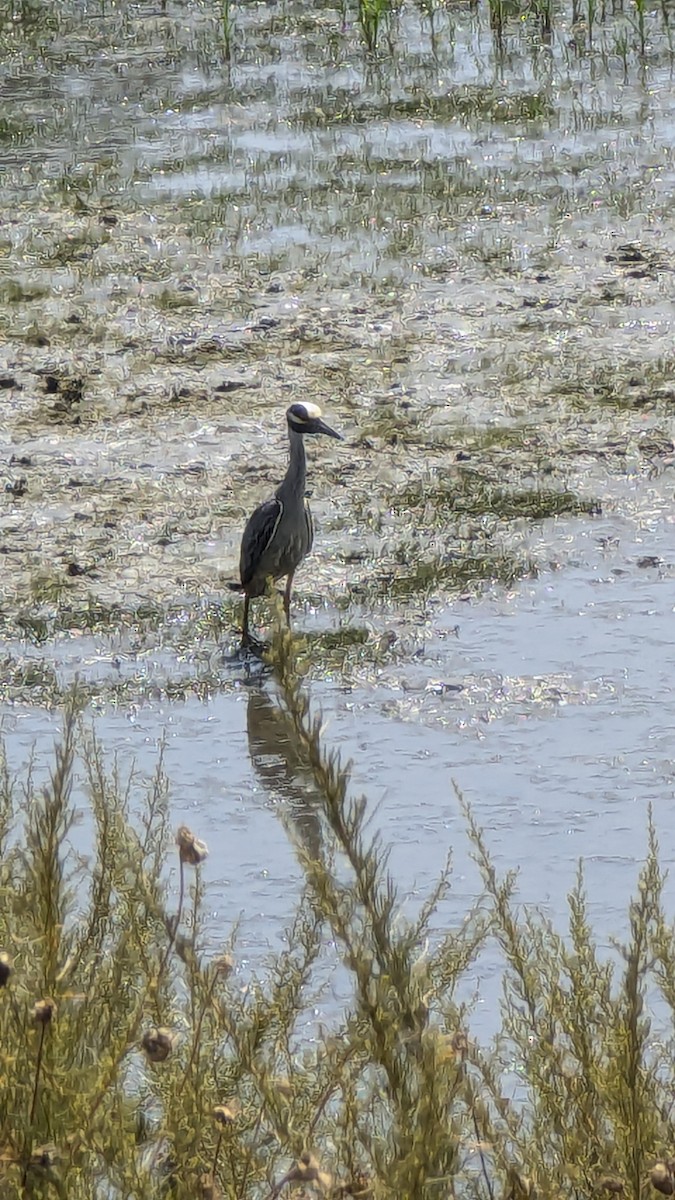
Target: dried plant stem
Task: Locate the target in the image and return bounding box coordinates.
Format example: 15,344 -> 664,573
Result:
182,968 -> 218,1083
307,1046 -> 356,1137
159,854 -> 185,982
67,983 -> 152,1166
21,1021 -> 47,1186
307,1080 -> 339,1138
238,1104 -> 265,1198
472,1106 -> 496,1200
211,1128 -> 224,1178
28,1022 -> 46,1125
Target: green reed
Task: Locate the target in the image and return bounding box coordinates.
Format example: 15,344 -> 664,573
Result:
220,0 -> 234,59
358,0 -> 390,51
631,0 -> 647,53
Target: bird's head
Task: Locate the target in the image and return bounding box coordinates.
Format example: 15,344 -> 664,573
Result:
286,402 -> 342,440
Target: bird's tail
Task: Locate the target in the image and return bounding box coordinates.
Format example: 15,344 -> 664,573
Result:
228,581 -> 244,592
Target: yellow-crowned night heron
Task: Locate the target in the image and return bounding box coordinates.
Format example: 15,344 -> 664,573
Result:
230,402 -> 342,643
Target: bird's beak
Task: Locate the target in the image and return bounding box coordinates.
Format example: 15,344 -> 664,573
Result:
315,418 -> 342,440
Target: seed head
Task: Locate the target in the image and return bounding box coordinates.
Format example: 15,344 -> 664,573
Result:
176,825 -> 209,866
199,1172 -> 222,1200
212,1101 -> 240,1125
29,1144 -> 60,1170
451,1030 -> 469,1056
651,1164 -> 674,1196
33,998 -> 56,1026
272,1075 -> 293,1100
213,952 -> 234,979
141,1026 -> 176,1063
424,1028 -> 468,1064
295,1152 -> 332,1192
336,1172 -> 373,1198
598,1178 -> 624,1195
0,952 -> 12,988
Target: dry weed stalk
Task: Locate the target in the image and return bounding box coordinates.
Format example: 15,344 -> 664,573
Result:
0,646 -> 673,1198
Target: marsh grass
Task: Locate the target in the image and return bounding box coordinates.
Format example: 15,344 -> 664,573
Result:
219,0 -> 234,58
358,0 -> 391,51
13,596 -> 234,645
391,474 -> 601,522
630,0 -> 647,54
243,0 -> 675,61
358,543 -> 535,601
347,468 -> 598,602
555,359 -> 675,413
0,0 -> 672,88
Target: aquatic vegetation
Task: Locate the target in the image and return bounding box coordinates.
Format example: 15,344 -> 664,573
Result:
391,475 -> 601,523
219,0 -> 234,59
347,470 -> 598,602
365,544 -> 536,600
358,0 -> 391,51
632,0 -> 647,55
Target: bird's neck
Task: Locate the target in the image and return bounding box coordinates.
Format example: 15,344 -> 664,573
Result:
278,428 -> 306,502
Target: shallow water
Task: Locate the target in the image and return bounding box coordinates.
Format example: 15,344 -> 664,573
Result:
1,0 -> 674,1037
8,486 -> 675,1037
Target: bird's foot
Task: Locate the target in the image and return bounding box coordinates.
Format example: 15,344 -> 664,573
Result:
240,632 -> 268,660
221,631 -> 267,665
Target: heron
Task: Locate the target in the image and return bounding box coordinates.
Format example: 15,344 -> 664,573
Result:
230,402 -> 342,644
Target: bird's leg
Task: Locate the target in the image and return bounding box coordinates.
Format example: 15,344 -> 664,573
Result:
283,571 -> 295,627
241,594 -> 251,645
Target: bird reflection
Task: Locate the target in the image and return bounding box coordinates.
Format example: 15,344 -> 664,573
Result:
246,685 -> 323,862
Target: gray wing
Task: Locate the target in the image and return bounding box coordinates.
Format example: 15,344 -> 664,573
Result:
239,496 -> 283,588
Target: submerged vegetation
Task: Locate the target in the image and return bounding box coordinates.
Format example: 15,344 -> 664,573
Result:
390,476 -> 601,523
2,632 -> 675,1198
